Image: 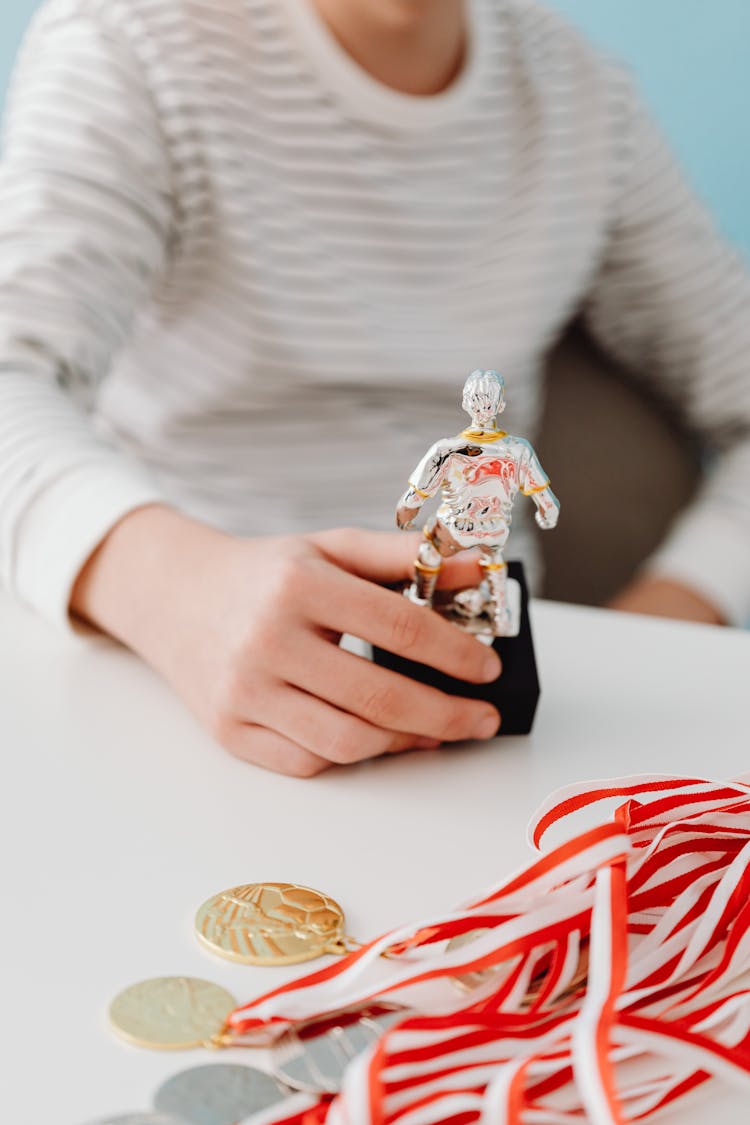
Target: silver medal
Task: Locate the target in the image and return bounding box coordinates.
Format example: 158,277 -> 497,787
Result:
271,1006 -> 404,1094
154,1063 -> 290,1125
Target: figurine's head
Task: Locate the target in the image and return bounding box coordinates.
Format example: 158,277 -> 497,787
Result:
462,369 -> 505,428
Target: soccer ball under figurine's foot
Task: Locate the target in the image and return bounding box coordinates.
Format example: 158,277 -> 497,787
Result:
407,575 -> 522,640
373,369 -> 560,737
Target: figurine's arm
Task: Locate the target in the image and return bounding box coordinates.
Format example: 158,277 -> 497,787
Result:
528,482 -> 560,530
396,439 -> 455,530
396,484 -> 427,530
519,442 -> 560,530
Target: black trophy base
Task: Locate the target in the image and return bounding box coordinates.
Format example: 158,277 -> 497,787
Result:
373,560 -> 540,736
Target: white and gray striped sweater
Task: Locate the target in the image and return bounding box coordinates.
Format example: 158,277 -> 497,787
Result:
1,0 -> 749,625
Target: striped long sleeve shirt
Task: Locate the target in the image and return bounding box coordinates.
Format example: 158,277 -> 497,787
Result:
1,0 -> 749,624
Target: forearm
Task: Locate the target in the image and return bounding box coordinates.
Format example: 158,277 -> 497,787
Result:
0,361 -> 165,625
608,576 -> 725,626
0,0 -> 173,626
641,441 -> 750,626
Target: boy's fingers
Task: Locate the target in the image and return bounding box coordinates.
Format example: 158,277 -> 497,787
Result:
222,723 -> 330,778
436,550 -> 484,590
282,634 -> 501,744
305,563 -> 501,684
249,684 -> 438,765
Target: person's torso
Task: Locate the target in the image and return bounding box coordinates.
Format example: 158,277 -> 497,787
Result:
90,0 -> 623,564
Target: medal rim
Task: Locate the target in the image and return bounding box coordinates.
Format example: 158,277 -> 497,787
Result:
194,881 -> 346,967
108,976 -> 236,1051
154,1062 -> 290,1120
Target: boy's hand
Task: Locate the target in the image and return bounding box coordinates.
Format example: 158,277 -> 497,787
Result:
71,506 -> 502,776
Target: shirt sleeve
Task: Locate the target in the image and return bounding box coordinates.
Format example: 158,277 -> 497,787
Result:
0,0 -> 173,628
581,80 -> 750,626
409,439 -> 454,498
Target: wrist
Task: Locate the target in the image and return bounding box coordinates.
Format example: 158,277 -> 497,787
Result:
70,504 -> 230,653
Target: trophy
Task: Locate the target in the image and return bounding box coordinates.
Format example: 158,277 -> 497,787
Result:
374,369 -> 559,735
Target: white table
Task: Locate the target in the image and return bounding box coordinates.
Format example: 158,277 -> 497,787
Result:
1,593 -> 748,1124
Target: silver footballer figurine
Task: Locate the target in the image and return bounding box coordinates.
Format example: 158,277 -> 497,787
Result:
396,369 -> 560,637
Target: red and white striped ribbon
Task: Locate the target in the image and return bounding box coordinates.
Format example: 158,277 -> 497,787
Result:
234,774 -> 750,1125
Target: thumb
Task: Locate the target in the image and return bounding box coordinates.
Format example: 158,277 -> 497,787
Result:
308,527 -> 483,590
308,527 -> 422,582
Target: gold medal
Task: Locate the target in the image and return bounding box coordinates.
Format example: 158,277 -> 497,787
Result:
194,882 -> 347,966
109,977 -> 236,1050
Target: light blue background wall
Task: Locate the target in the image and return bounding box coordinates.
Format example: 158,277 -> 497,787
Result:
1,1 -> 749,255
0,7 -> 36,100
548,1 -> 750,259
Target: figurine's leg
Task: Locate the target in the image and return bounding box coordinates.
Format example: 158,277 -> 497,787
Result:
479,547 -> 510,634
409,519 -> 460,605
410,523 -> 444,605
